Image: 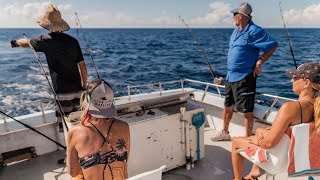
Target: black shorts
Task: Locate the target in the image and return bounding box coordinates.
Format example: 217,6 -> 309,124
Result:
224,73 -> 256,113
55,91 -> 83,119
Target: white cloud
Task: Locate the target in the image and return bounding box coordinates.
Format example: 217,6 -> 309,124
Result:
1,1 -> 320,28
0,1 -> 142,28
283,3 -> 320,27
189,2 -> 233,28
72,11 -> 140,28
0,2 -> 72,28
145,2 -> 234,28
0,1 -> 234,28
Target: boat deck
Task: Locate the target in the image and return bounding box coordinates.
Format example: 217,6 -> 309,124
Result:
0,129 -> 308,180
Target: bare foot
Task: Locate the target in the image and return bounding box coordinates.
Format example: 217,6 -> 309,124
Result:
243,171 -> 261,180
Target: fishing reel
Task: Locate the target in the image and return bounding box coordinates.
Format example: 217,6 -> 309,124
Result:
213,77 -> 224,85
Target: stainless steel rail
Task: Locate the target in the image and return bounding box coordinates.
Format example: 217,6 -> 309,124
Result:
1,79 -> 296,132
0,100 -> 50,132
126,79 -> 296,121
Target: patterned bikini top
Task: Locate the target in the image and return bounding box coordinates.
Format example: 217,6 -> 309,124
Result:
79,119 -> 128,170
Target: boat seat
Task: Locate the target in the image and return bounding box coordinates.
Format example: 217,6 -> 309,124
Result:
126,165 -> 166,180
237,123 -> 320,179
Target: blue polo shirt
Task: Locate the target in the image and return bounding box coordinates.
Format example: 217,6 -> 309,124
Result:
226,21 -> 278,82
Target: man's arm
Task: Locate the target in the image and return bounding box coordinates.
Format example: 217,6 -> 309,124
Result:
78,61 -> 87,89
254,44 -> 278,77
11,38 -> 30,48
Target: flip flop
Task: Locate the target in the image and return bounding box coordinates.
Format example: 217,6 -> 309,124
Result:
243,176 -> 258,180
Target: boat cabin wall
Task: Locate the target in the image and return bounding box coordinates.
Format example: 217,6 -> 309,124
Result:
0,111 -> 65,155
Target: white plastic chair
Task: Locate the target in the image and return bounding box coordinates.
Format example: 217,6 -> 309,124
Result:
236,131 -> 291,180
126,165 -> 166,180
237,123 -> 320,180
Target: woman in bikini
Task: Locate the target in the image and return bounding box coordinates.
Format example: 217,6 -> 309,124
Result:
231,62 -> 320,180
67,79 -> 130,180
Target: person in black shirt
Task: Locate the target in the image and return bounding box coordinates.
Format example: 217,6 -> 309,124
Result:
10,4 -> 87,133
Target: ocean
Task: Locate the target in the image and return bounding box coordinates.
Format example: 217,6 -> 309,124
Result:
0,28 -> 319,116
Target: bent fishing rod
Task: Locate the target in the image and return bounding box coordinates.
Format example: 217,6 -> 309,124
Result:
179,16 -> 223,84
23,33 -> 69,132
278,1 -> 297,69
0,110 -> 66,149
75,12 -> 101,79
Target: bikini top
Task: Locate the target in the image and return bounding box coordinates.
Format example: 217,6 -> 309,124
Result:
298,101 -> 303,124
79,119 -> 128,170
295,100 -> 313,125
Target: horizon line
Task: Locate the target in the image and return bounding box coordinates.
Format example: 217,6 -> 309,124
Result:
1,27 -> 320,29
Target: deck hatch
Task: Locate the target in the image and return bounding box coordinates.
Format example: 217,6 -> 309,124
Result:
0,147 -> 37,166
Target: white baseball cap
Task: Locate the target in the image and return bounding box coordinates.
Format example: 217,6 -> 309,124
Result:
88,79 -> 117,118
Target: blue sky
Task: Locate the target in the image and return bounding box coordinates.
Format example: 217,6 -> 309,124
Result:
0,0 -> 320,28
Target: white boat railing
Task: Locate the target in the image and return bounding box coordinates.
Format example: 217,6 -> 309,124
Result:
127,80 -> 184,99
0,100 -> 48,132
127,78 -> 294,101
127,78 -> 296,121
1,79 -> 296,133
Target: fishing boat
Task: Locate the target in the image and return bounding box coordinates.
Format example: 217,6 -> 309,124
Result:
1,78 -> 312,180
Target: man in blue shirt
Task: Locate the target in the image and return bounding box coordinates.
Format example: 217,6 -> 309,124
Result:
211,2 -> 278,141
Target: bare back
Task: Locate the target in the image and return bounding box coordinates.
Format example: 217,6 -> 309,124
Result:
67,118 -> 130,180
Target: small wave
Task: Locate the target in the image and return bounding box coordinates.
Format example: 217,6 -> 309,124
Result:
192,59 -> 205,65
89,48 -> 103,54
146,40 -> 166,48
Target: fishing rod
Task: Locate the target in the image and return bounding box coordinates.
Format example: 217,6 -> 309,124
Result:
75,12 -> 101,79
179,16 -> 223,84
278,1 -> 297,69
23,34 -> 69,132
0,110 -> 66,149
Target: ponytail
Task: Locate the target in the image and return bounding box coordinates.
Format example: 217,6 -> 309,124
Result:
79,91 -> 91,125
314,92 -> 320,134
311,83 -> 320,134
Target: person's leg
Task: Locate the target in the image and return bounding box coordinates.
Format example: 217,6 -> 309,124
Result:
243,127 -> 272,179
234,73 -> 256,136
232,137 -> 248,180
244,112 -> 253,137
232,136 -> 259,180
211,81 -> 234,141
223,106 -> 234,132
223,80 -> 234,133
56,91 -> 83,165
55,98 -> 64,133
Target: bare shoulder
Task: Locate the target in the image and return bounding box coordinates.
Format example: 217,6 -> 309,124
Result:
68,124 -> 79,136
67,124 -> 90,140
278,101 -> 300,117
280,101 -> 299,111
113,118 -> 129,129
69,124 -> 86,132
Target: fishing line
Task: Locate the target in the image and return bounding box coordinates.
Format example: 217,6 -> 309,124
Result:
0,110 -> 66,149
278,1 -> 297,69
179,16 -> 223,84
22,33 -> 69,132
75,12 -> 101,79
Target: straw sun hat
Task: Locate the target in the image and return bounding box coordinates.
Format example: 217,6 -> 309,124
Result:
37,4 -> 70,32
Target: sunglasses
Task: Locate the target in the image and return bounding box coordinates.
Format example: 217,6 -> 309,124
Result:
292,77 -> 301,81
233,12 -> 240,17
